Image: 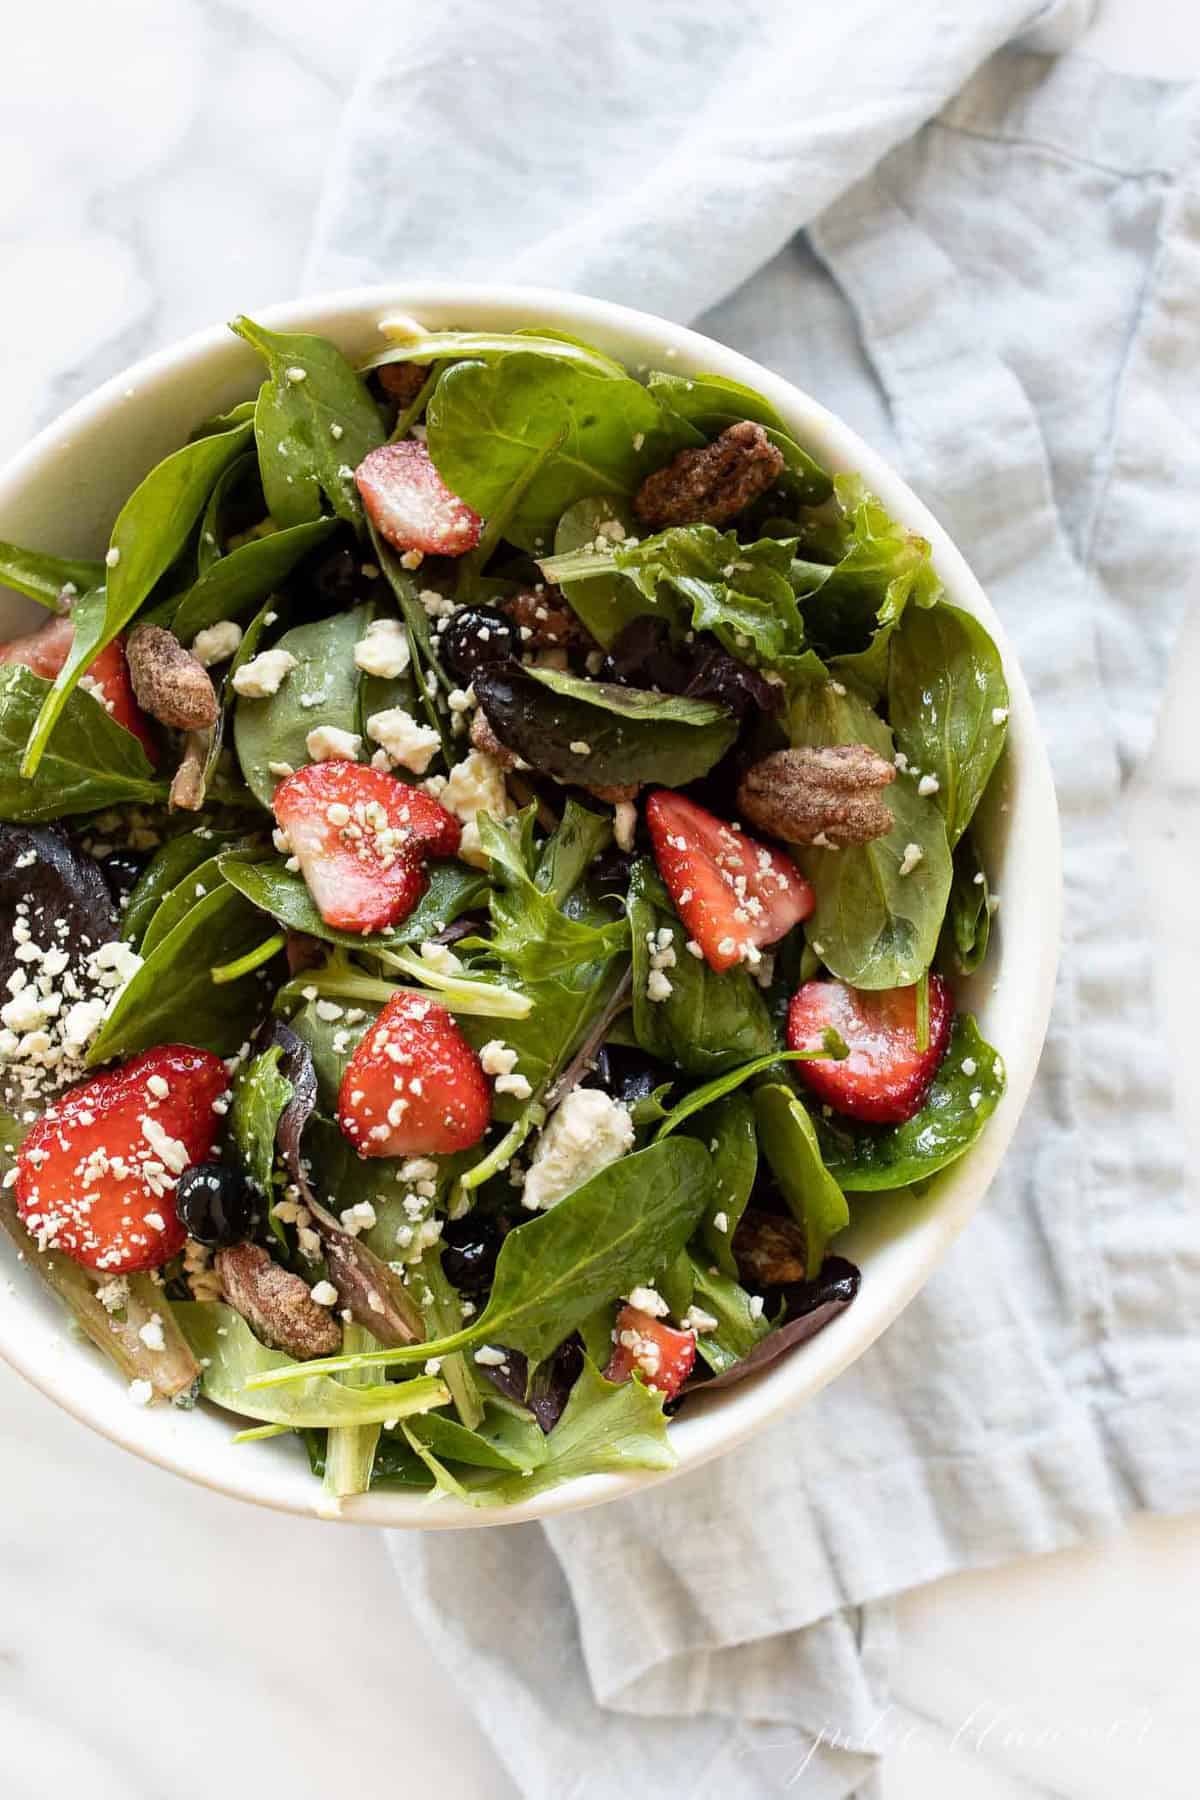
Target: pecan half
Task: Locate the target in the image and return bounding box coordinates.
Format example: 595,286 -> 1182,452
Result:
377,361 -> 429,409
733,1207 -> 808,1287
216,1242 -> 341,1360
126,624 -> 219,731
633,420 -> 785,530
504,584 -> 588,650
737,745 -> 895,847
469,706 -> 516,768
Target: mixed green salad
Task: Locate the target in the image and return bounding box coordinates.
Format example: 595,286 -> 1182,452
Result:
0,315 -> 1008,1509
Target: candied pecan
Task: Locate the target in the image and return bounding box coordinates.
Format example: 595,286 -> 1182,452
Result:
737,745 -> 895,847
377,361 -> 429,409
633,420 -> 785,530
216,1242 -> 341,1360
469,706 -> 516,768
126,624 -> 219,731
585,781 -> 640,804
733,1208 -> 809,1287
504,584 -> 588,650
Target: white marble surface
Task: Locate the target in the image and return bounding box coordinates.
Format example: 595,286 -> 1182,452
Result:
1,4 -> 1198,1797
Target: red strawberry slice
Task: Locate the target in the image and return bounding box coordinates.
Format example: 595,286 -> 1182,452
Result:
0,614 -> 158,761
786,975 -> 953,1123
604,1305 -> 697,1401
355,441 -> 482,558
337,991 -> 490,1157
14,1045 -> 230,1273
273,762 -> 460,935
645,789 -> 814,973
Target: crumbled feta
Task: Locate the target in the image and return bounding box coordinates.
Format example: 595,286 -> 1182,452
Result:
419,941 -> 463,975
105,546 -> 121,569
138,1316 -> 166,1352
310,1280 -> 339,1306
367,706 -> 441,774
898,842 -> 924,877
627,1285 -> 669,1318
305,724 -> 362,763
712,1212 -> 729,1234
495,1071 -> 533,1099
479,1040 -> 518,1077
474,1345 -> 508,1367
568,740 -> 591,756
232,648 -> 298,698
917,773 -> 940,797
354,617 -> 411,679
646,969 -> 673,1002
191,620 -> 243,667
440,750 -> 512,868
521,1088 -> 635,1213
992,706 -> 1009,726
681,1305 -> 719,1333
128,1378 -> 153,1406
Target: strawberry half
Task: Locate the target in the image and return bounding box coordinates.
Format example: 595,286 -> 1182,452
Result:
786,975 -> 953,1124
645,789 -> 814,973
355,441 -> 482,558
0,614 -> 157,761
273,761 -> 460,936
604,1305 -> 696,1401
337,991 -> 490,1157
14,1045 -> 230,1272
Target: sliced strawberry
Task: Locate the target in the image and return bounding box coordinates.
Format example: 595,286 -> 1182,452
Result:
0,614 -> 158,761
787,975 -> 953,1124
273,762 -> 460,936
604,1305 -> 696,1401
337,992 -> 490,1157
355,441 -> 482,558
14,1045 -> 230,1273
645,789 -> 814,973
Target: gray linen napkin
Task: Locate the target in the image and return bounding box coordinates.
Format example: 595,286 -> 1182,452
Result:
308,6 -> 1200,1793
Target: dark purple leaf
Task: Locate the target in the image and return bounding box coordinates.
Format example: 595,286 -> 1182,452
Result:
684,1257 -> 861,1394
600,618 -> 783,720
0,824 -> 117,999
481,1334 -> 585,1432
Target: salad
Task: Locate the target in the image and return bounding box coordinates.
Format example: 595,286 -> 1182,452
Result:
0,315 -> 1008,1509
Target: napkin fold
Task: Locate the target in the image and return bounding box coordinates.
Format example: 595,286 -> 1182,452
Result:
309,4 -> 1200,1792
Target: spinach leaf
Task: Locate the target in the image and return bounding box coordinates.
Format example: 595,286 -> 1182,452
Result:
655,1044 -> 845,1140
887,602 -> 1009,846
86,883 -> 276,1064
426,352 -> 700,553
550,496 -> 642,646
688,1089 -> 758,1277
232,604 -> 370,806
189,399 -> 257,440
139,848 -> 260,957
939,834 -> 992,977
230,316 -> 385,529
21,414 -> 253,777
793,474 -> 941,660
815,1014 -> 1005,1191
170,517 -> 337,647
248,1138 -> 713,1379
176,1303 -> 447,1428
474,664 -> 737,790
628,861 -> 775,1076
222,854 -> 487,950
645,369 -> 832,503
0,540 -> 102,612
0,665 -> 165,821
687,1255 -> 771,1375
121,830 -> 240,946
753,1082 -> 849,1271
366,328 -> 625,379
196,450 -> 258,576
788,674 -> 951,988
230,1044 -> 292,1199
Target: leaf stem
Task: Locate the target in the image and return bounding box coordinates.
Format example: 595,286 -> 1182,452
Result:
387,363 -> 443,445
212,933 -> 286,985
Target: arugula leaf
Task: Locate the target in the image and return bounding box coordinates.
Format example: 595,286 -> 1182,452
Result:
688,1089 -> 758,1277
426,352 -> 700,553
86,883 -> 276,1064
176,1303 -> 447,1428
121,830 -> 242,946
21,413 -> 253,777
792,474 -> 941,661
169,517 -> 337,647
474,664 -> 737,790
753,1083 -> 849,1271
365,329 -> 625,379
245,1138 -> 713,1380
628,861 -> 775,1076
232,605 -> 370,806
887,602 -> 1009,847
221,854 -> 487,952
0,664 -> 166,820
788,674 -> 951,988
0,540 -> 102,612
939,834 -> 992,977
230,316 -> 386,529
230,1045 -> 292,1199
686,1255 -> 771,1375
815,1014 -> 1005,1191
645,369 -> 833,503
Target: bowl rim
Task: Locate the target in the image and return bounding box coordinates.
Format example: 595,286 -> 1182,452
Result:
0,281 -> 1062,1526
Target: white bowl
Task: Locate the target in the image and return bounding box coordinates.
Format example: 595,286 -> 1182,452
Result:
0,284 -> 1061,1526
